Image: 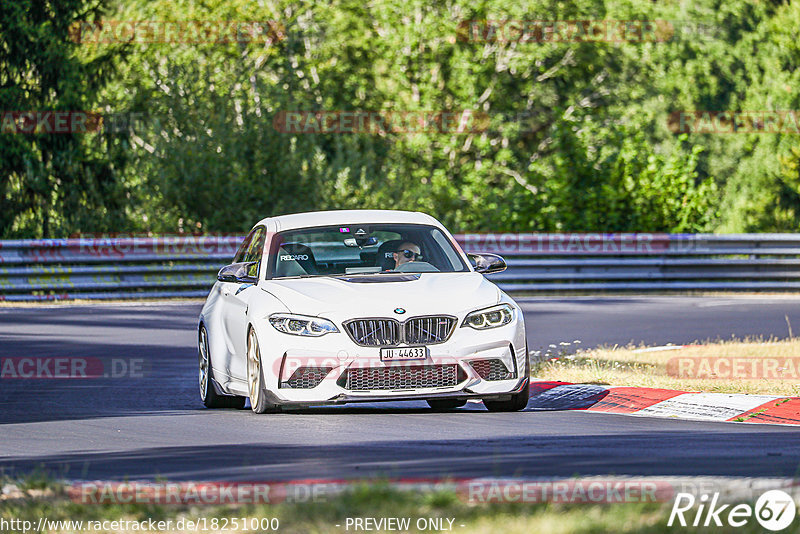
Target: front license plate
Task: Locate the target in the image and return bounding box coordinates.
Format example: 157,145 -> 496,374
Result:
380,346 -> 428,361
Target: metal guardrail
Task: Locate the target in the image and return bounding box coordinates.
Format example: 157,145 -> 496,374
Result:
2,234 -> 800,301
0,236 -> 240,301
459,233 -> 800,292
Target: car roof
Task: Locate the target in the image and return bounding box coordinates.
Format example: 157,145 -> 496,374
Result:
255,210 -> 443,232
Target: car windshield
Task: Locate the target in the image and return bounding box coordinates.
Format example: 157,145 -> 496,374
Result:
267,224 -> 469,279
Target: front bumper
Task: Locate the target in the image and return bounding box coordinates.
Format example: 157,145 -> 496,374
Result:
251,316 -> 528,406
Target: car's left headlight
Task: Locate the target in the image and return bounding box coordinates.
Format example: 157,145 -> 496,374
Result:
461,304 -> 515,330
269,313 -> 339,336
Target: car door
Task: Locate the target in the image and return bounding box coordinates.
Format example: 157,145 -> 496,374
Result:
220,227 -> 266,380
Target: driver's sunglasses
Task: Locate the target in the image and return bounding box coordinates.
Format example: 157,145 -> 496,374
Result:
398,249 -> 421,260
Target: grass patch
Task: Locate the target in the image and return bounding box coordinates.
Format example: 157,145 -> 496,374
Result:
533,337 -> 800,396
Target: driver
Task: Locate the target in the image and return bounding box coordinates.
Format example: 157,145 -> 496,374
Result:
392,242 -> 421,270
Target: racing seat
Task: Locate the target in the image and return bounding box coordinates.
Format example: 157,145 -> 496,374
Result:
375,239 -> 403,270
275,243 -> 318,277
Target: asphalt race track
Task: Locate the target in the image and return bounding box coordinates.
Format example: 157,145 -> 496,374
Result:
1,296 -> 800,482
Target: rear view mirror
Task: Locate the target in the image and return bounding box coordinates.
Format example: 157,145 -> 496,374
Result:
217,261 -> 258,284
344,237 -> 378,247
468,253 -> 507,275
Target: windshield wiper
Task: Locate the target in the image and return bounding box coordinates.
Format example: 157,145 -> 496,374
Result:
274,270 -> 440,280
272,274 -> 333,280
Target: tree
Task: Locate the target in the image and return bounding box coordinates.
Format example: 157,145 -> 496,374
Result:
0,0 -> 127,237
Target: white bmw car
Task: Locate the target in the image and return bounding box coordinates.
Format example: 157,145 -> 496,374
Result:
198,210 -> 529,413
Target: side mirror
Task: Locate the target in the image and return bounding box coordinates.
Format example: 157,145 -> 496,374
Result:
468,253 -> 507,275
217,261 -> 258,284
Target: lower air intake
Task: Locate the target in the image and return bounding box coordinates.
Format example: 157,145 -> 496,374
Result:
281,366 -> 333,389
342,364 -> 460,390
470,359 -> 515,381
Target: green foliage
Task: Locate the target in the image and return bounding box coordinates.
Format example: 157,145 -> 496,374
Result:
0,0 -> 130,237
765,146 -> 800,231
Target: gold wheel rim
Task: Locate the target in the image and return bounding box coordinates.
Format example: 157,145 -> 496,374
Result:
199,329 -> 209,400
248,331 -> 260,404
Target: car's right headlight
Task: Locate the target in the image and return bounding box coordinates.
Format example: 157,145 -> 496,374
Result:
268,314 -> 339,337
461,304 -> 514,330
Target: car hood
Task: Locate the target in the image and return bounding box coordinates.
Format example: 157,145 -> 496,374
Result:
261,272 -> 500,319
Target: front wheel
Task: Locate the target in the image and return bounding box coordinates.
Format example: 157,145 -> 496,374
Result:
199,326 -> 246,409
247,328 -> 280,414
483,381 -> 530,412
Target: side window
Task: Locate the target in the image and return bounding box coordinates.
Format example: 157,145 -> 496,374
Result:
242,227 -> 267,277
233,230 -> 256,264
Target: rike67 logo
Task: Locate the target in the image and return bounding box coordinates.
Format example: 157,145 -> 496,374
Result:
669,490 -> 796,531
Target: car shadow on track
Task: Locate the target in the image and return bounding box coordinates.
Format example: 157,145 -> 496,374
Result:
3,428 -> 800,482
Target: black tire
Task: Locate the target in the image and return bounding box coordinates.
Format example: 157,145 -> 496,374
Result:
247,328 -> 280,414
427,399 -> 467,411
199,325 -> 247,409
483,380 -> 530,412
